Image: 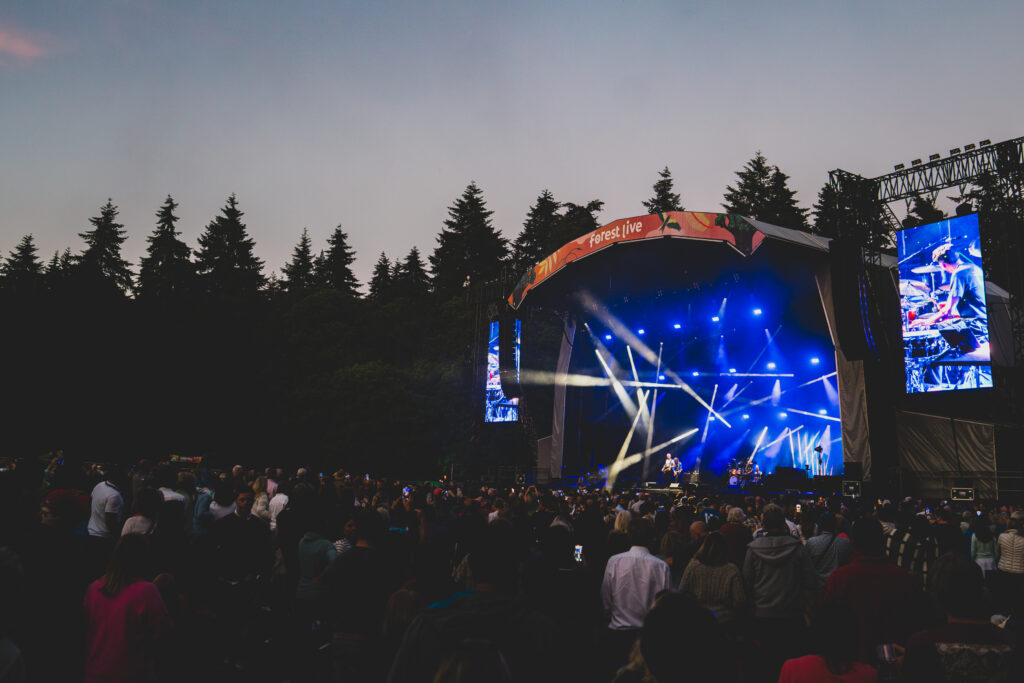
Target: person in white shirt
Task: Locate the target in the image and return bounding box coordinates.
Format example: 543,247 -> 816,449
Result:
602,517 -> 673,627
88,470 -> 125,539
601,516 -> 672,672
268,484 -> 290,531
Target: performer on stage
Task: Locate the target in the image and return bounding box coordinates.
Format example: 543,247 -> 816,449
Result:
661,453 -> 681,484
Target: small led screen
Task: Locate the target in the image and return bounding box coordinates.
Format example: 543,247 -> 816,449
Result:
484,319 -> 520,422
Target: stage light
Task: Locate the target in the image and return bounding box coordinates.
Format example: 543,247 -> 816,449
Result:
692,371 -> 699,377
928,153 -> 940,161
779,412 -> 788,419
492,346 -> 499,351
712,316 -> 720,322
810,357 -> 820,365
659,375 -> 665,380
604,334 -> 612,341
894,163 -> 905,171
964,143 -> 976,151
911,159 -> 922,166
729,368 -> 736,373
767,362 -> 776,370
753,308 -> 762,316
709,417 -> 715,422
818,409 -> 827,415
742,414 -> 750,420
637,328 -> 645,335
980,139 -> 991,147
950,147 -> 961,155
673,323 -> 681,329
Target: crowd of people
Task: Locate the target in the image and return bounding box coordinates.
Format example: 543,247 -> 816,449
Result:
0,455 -> 1021,682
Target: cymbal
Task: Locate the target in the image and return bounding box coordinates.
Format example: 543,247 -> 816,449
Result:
912,264 -> 944,274
899,280 -> 930,295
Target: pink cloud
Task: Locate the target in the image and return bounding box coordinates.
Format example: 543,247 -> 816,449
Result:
0,25 -> 45,62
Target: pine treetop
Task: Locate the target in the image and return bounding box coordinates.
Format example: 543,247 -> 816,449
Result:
76,199 -> 135,294
642,167 -> 684,214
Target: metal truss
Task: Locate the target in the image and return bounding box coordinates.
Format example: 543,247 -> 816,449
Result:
829,136 -> 1024,233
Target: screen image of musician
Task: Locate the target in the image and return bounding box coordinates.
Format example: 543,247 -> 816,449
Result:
897,213 -> 991,394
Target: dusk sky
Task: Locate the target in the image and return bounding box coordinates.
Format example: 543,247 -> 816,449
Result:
2,1 -> 1022,286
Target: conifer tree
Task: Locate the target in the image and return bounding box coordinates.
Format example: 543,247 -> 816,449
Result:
764,167 -> 809,229
75,199 -> 134,294
194,194 -> 265,298
551,199 -> 604,248
642,167 -> 684,214
392,247 -> 430,298
282,228 -> 316,293
723,153 -> 810,228
429,182 -> 509,295
908,194 -> 946,226
2,234 -> 43,292
512,189 -> 560,275
368,252 -> 392,299
138,195 -> 194,299
315,225 -> 360,296
812,178 -> 891,249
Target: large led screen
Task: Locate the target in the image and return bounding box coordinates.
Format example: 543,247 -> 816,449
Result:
897,213 -> 991,393
484,319 -> 520,422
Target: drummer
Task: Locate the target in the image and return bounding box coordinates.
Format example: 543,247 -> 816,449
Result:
909,242 -> 987,343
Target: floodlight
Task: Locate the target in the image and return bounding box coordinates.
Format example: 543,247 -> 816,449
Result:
928,153 -> 940,161
637,328 -> 645,335
949,148 -> 961,155
712,316 -> 720,322
810,357 -> 820,365
673,323 -> 681,329
911,159 -> 922,166
604,334 -> 612,341
964,143 -> 976,151
767,362 -> 776,370
980,139 -> 991,147
753,308 -> 762,316
894,163 -> 905,171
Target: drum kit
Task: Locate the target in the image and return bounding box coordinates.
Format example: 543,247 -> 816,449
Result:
901,265 -> 987,392
727,459 -> 762,488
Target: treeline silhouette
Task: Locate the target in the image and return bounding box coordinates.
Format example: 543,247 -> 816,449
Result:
2,156 -> 1018,474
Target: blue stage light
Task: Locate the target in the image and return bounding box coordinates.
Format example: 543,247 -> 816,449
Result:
818,409 -> 827,415
742,414 -> 750,420
673,323 -> 681,329
638,328 -> 645,335
753,308 -> 762,316
658,375 -> 665,381
767,362 -> 776,370
692,371 -> 699,377
492,346 -> 499,351
779,412 -> 788,419
810,357 -> 820,365
729,368 -> 736,373
604,334 -> 612,341
712,316 -> 720,322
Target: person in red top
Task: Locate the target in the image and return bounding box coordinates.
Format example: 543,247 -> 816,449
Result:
820,518 -> 925,662
83,534 -> 170,683
780,600 -> 878,683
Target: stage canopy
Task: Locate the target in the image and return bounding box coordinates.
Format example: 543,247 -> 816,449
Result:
508,212 -> 869,484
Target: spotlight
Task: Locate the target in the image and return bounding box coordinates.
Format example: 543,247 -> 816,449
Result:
818,409 -> 827,415
742,414 -> 750,420
928,153 -> 941,162
492,346 -> 499,351
779,412 -> 788,419
964,143 -> 976,151
604,334 -> 612,341
638,328 -> 645,335
709,417 -> 715,422
729,368 -> 736,373
673,323 -> 681,329
712,316 -> 720,322
980,139 -> 991,147
753,308 -> 762,316
658,375 -> 665,381
810,357 -> 820,365
767,362 -> 776,370
692,371 -> 699,377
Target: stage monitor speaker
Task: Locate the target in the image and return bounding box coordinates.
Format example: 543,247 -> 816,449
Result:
951,487 -> 974,501
829,238 -> 873,361
842,480 -> 862,497
498,312 -> 522,399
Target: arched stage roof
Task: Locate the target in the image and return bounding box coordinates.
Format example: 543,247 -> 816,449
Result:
509,212 -> 830,310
